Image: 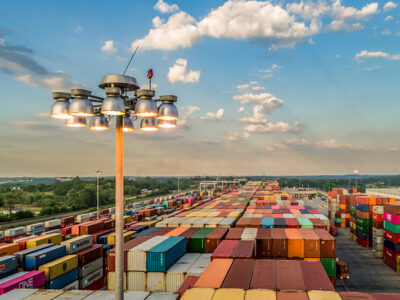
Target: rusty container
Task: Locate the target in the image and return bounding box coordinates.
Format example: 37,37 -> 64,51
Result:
250,259 -> 276,289
221,259 -> 255,289
205,228 -> 228,253
231,240 -> 254,259
256,228 -> 272,258
277,260 -> 305,291
299,260 -> 335,291
271,229 -> 288,258
299,229 -> 320,258
225,228 -> 244,240
314,229 -> 336,258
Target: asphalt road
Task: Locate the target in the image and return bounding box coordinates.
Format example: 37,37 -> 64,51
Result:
307,197 -> 400,293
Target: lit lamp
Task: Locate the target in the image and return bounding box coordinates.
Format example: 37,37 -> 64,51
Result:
101,87 -> 125,116
140,117 -> 158,131
122,115 -> 134,132
158,119 -> 177,128
135,90 -> 158,117
51,92 -> 73,119
157,95 -> 178,120
89,114 -> 109,131
69,89 -> 94,116
65,116 -> 86,127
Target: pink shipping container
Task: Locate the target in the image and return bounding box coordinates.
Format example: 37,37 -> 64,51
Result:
0,271 -> 45,295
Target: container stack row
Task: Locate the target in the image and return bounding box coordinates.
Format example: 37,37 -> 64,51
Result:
372,205 -> 384,258
383,202 -> 400,274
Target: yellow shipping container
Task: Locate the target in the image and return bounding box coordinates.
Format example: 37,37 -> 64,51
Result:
181,288 -> 215,300
107,231 -> 135,245
228,212 -> 241,218
213,288 -> 245,300
142,220 -> 157,228
245,290 -> 276,300
26,233 -> 62,249
123,216 -> 132,224
308,291 -> 341,300
39,255 -> 78,281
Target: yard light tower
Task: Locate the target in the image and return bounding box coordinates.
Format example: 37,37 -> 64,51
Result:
50,71 -> 179,300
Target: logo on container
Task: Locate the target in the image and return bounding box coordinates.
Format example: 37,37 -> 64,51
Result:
19,277 -> 34,288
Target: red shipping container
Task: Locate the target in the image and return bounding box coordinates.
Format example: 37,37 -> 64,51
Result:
250,259 -> 276,289
277,291 -> 309,300
61,216 -> 75,227
277,260 -> 305,291
205,228 -> 227,253
84,277 -> 104,290
271,228 -> 288,258
211,240 -> 238,260
231,240 -> 254,259
256,228 -> 272,258
75,245 -> 103,266
299,260 -> 335,291
104,219 -> 115,229
177,276 -> 199,297
384,229 -> 400,244
225,228 -> 244,240
91,229 -> 114,244
221,259 -> 255,289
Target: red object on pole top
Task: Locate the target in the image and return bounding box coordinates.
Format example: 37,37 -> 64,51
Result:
147,69 -> 153,79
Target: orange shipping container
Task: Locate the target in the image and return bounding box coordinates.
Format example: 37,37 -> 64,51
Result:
194,258 -> 233,288
165,227 -> 190,237
285,229 -> 304,259
0,243 -> 20,256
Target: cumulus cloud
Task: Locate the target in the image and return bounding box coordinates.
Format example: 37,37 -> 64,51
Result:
154,0 -> 179,14
259,64 -> 281,79
101,40 -> 117,54
200,109 -> 225,121
167,58 -> 200,83
133,0 -> 381,52
266,138 -> 367,151
237,83 -> 250,90
178,105 -> 200,129
233,92 -> 283,114
244,121 -> 301,134
225,131 -> 249,142
355,50 -> 400,61
383,1 -> 397,12
239,105 -> 267,124
0,32 -> 83,91
237,107 -> 244,113
200,108 -> 224,121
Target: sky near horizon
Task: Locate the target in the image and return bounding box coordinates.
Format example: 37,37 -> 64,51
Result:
0,0 -> 400,177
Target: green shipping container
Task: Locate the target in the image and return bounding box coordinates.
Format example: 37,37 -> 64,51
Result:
350,206 -> 356,217
356,218 -> 372,227
384,221 -> 400,234
189,228 -> 214,253
320,258 -> 336,277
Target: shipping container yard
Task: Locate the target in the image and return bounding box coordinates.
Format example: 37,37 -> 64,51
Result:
0,181 -> 400,299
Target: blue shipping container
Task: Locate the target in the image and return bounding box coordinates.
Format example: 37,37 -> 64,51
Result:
25,245 -> 66,270
0,256 -> 17,279
102,244 -> 113,257
46,268 -> 78,289
134,227 -> 162,237
15,244 -> 53,268
98,233 -> 113,244
146,236 -> 186,272
261,218 -> 274,228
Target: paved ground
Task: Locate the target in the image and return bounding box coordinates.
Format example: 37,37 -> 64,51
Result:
307,197 -> 400,293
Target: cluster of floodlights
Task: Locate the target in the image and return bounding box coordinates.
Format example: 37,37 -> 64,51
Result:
50,73 -> 179,132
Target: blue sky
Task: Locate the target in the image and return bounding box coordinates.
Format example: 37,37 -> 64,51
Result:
0,0 -> 400,176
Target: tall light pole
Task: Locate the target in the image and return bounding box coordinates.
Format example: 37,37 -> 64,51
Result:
95,170 -> 102,220
354,169 -> 359,191
50,72 -> 179,300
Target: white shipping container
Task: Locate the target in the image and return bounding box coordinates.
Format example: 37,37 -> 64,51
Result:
186,253 -> 211,277
218,218 -> 236,228
61,280 -> 80,291
373,205 -> 384,214
61,235 -> 92,254
79,257 -> 103,278
373,227 -> 384,237
27,223 -> 44,233
165,254 -> 199,293
76,214 -> 91,223
241,228 -> 258,240
107,271 -> 126,291
147,272 -> 165,292
127,236 -> 168,271
205,218 -> 223,228
5,226 -> 26,237
45,219 -> 61,228
127,271 -> 146,291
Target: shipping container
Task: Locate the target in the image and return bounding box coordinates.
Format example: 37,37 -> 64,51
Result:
250,259 -> 276,289
308,291 -> 341,300
222,259 -> 255,289
79,267 -> 103,289
126,271 -> 146,291
0,256 -> 17,280
245,290 -> 276,300
75,245 -> 103,267
0,270 -> 45,295
0,244 -> 19,257
107,271 -> 126,291
25,245 -> 66,270
79,257 -> 103,279
46,268 -> 78,289
213,288 -> 245,300
147,272 -> 165,292
61,235 -> 92,254
300,260 -> 335,291
26,233 -> 62,248
61,280 -> 80,290
127,236 -> 168,271
180,287 -> 215,300
165,253 -> 200,293
194,258 -> 233,288
277,260 -> 305,291
147,236 -> 186,272
38,254 -> 78,280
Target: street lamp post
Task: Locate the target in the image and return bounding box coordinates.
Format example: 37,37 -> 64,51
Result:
50,73 -> 179,300
95,170 -> 102,220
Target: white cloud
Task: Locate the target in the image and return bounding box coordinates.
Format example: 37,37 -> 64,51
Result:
200,108 -> 224,121
239,105 -> 267,124
140,83 -> 158,89
355,50 -> 400,61
225,132 -> 249,142
74,26 -> 82,33
237,107 -> 244,113
251,86 -> 264,91
384,15 -> 394,21
386,147 -> 399,151
363,66 -> 380,71
384,1 -> 397,12
167,58 -> 200,83
244,121 -> 301,134
154,0 -> 179,14
178,105 -> 200,129
101,40 -> 117,54
381,29 -> 392,35
259,64 -> 281,79
335,54 -> 341,58
237,83 -> 250,90
266,138 -> 367,151
15,71 -> 84,92
287,1 -> 330,20
233,92 -> 284,114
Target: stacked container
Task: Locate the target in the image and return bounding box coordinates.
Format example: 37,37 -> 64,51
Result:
355,196 -> 374,247
383,202 -> 400,274
372,205 -> 384,258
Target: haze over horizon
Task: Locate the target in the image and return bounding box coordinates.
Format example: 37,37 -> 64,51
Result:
1,0 -> 400,177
